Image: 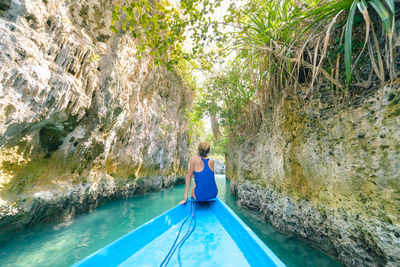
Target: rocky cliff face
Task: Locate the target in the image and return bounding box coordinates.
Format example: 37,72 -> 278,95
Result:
0,0 -> 192,234
227,85 -> 400,266
213,159 -> 225,174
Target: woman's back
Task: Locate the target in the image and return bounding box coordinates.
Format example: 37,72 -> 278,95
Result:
179,141 -> 218,205
193,156 -> 218,201
192,156 -> 215,172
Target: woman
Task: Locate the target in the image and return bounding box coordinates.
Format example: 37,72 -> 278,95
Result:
179,141 -> 218,204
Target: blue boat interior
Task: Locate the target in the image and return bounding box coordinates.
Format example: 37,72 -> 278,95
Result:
73,198 -> 285,267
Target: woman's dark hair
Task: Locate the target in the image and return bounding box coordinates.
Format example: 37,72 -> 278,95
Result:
198,141 -> 210,157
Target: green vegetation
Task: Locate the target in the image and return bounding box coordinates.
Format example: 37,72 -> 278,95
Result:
204,132 -> 227,161
112,0 -> 398,150
111,0 -> 225,70
194,64 -> 255,133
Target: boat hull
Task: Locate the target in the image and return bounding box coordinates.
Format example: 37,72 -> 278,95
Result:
72,198 -> 285,266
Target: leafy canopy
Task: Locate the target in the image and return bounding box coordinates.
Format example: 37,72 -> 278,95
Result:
111,0 -> 226,70
112,0 -> 398,136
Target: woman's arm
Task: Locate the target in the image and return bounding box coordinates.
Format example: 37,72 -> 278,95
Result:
179,157 -> 194,204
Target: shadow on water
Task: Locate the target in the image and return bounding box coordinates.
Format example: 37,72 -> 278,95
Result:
0,175 -> 342,267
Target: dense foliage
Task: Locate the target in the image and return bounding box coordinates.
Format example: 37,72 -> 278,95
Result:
112,0 -> 398,146
111,0 -> 225,70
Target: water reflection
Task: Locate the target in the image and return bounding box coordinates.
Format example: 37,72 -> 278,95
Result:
0,175 -> 341,267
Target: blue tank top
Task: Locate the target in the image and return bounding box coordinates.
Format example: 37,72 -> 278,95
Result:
194,157 -> 218,201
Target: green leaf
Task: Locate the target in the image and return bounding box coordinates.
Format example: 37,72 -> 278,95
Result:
121,20 -> 126,31
369,0 -> 391,33
110,25 -> 119,34
383,0 -> 395,33
383,0 -> 394,14
344,0 -> 359,88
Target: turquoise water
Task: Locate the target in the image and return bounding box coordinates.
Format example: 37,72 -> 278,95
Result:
0,175 -> 342,267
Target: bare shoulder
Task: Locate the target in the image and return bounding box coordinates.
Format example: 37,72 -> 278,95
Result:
190,156 -> 200,163
209,159 -> 215,171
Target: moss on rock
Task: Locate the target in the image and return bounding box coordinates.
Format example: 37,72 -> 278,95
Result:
226,85 -> 400,265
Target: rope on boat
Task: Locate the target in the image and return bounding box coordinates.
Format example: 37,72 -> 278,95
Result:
160,198 -> 196,267
177,199 -> 197,266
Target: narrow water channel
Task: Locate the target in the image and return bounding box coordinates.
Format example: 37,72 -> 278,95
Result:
0,175 -> 342,266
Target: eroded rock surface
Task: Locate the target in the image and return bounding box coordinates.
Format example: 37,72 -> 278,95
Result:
0,0 -> 192,233
227,85 -> 400,266
214,159 -> 225,174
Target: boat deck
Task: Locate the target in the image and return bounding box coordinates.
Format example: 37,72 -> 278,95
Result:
120,204 -> 249,267
73,198 -> 285,267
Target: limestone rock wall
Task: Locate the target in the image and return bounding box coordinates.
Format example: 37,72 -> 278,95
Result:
0,0 -> 192,233
214,159 -> 225,174
226,85 -> 400,266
